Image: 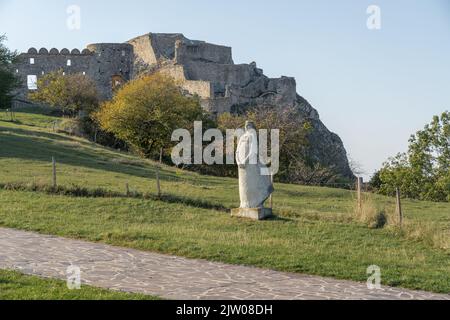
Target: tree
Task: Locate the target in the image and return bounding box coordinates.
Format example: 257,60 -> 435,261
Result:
95,73 -> 206,158
348,156 -> 365,177
368,170 -> 382,191
0,35 -> 19,109
29,70 -> 99,116
378,111 -> 450,202
216,105 -> 333,184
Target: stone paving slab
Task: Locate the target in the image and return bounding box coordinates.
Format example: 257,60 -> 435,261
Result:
0,227 -> 448,300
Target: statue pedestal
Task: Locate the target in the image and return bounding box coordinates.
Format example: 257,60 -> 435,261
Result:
231,208 -> 273,221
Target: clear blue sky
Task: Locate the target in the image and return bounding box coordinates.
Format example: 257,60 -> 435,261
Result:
1,0 -> 449,179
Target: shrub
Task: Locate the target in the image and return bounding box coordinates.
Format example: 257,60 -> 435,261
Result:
215,105 -> 343,184
95,73 -> 206,159
377,111 -> 450,202
29,71 -> 99,116
368,211 -> 388,229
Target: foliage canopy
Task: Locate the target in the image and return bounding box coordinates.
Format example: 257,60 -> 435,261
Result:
95,73 -> 205,158
0,35 -> 19,109
29,70 -> 99,116
377,111 -> 450,202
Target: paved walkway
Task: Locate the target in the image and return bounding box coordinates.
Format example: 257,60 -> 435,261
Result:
0,227 -> 448,300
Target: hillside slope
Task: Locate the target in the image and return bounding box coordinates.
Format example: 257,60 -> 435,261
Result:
0,108 -> 449,293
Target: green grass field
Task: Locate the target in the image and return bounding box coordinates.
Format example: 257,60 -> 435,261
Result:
0,269 -> 159,300
0,108 -> 449,294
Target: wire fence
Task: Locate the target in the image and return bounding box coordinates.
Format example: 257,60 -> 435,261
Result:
2,156 -> 448,250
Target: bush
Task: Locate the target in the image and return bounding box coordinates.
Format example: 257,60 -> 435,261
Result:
79,116 -> 128,151
377,111 -> 450,202
215,105 -> 344,185
29,71 -> 99,116
95,73 -> 206,159
368,170 -> 382,191
369,211 -> 388,229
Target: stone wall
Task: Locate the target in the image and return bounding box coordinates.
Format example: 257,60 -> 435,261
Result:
85,43 -> 133,99
14,43 -> 134,100
13,48 -> 94,99
183,61 -> 257,88
158,64 -> 213,99
127,34 -> 158,70
175,40 -> 233,65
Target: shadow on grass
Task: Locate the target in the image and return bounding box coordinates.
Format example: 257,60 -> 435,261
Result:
0,122 -> 240,192
0,124 -> 83,143
266,215 -> 293,222
0,181 -> 229,212
0,126 -> 191,183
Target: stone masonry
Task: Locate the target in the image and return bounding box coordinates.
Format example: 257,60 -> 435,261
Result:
13,33 -> 354,179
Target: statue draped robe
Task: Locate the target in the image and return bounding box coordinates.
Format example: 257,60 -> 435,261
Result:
236,130 -> 274,208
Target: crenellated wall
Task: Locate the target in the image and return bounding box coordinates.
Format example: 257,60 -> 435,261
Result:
13,47 -> 94,99
14,43 -> 134,100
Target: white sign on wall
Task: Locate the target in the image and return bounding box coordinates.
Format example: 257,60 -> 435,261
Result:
27,75 -> 38,90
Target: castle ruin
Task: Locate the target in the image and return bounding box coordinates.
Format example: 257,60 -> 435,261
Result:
13,33 -> 354,179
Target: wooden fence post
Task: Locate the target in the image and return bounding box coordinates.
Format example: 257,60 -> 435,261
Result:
155,148 -> 163,198
396,187 -> 403,227
52,157 -> 57,188
357,177 -> 363,212
156,168 -> 161,198
125,183 -> 130,196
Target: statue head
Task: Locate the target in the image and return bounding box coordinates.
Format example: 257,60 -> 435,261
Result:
245,121 -> 256,131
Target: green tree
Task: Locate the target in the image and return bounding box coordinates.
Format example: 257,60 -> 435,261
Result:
379,111 -> 450,202
95,73 -> 206,158
0,35 -> 19,109
29,70 -> 99,116
368,170 -> 382,191
216,105 -> 330,184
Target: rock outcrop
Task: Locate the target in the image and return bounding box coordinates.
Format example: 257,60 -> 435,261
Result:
129,33 -> 354,179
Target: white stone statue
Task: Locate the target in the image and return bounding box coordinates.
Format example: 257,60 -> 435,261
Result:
236,121 -> 274,209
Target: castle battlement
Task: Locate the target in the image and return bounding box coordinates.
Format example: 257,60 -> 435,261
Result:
14,33 -> 299,111
26,47 -> 93,56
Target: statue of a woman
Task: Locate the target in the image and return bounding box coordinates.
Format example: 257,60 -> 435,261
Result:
236,121 -> 274,208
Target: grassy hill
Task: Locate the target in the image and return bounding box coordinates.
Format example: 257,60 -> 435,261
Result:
0,107 -> 449,293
